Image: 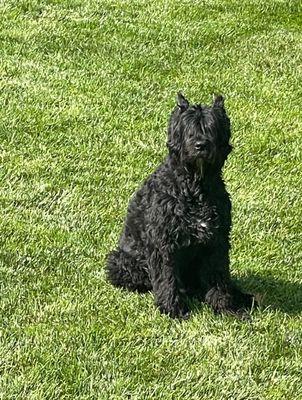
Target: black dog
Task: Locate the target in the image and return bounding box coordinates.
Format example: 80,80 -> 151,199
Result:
106,93 -> 256,318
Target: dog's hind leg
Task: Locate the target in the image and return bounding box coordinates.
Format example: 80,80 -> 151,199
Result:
205,283 -> 256,316
106,248 -> 151,293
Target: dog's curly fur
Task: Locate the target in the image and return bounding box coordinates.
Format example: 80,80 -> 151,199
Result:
106,93 -> 256,318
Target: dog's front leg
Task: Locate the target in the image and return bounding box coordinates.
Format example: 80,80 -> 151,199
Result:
202,244 -> 256,315
149,249 -> 189,319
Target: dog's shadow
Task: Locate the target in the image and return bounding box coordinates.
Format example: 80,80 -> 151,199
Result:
235,273 -> 302,315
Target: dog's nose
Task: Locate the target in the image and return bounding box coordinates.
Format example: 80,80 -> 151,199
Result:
195,141 -> 207,151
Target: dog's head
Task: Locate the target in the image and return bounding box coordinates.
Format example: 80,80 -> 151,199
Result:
167,92 -> 232,174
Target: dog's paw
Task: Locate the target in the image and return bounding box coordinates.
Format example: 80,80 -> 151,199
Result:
158,299 -> 190,320
175,307 -> 191,320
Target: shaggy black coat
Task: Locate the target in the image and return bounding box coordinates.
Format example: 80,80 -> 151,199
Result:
106,93 -> 255,318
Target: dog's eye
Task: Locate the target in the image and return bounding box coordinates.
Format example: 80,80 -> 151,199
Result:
187,130 -> 195,138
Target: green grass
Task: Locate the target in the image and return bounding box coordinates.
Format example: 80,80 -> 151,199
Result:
0,0 -> 301,398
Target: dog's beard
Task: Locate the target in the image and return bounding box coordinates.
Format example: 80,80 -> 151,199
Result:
195,158 -> 205,178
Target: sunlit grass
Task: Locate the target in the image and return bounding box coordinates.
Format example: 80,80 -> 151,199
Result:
0,0 -> 301,398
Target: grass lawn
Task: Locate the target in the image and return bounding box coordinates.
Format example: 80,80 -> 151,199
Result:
0,0 -> 301,398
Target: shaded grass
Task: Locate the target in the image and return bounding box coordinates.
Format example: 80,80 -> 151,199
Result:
0,0 -> 301,399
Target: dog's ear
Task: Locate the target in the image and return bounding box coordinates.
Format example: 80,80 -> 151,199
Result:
177,92 -> 189,110
213,94 -> 225,108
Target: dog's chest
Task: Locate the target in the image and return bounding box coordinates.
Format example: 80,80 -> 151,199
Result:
189,198 -> 218,241
177,190 -> 230,245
